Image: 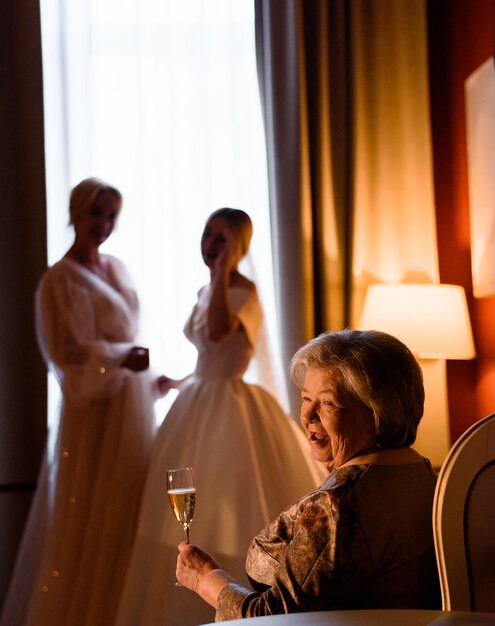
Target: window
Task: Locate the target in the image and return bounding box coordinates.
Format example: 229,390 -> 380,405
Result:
40,0 -> 288,423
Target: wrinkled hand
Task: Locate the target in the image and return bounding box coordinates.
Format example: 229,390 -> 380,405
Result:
176,542 -> 222,593
176,543 -> 238,607
121,346 -> 149,371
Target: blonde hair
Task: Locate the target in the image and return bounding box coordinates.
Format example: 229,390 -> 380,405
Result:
290,329 -> 425,448
69,177 -> 122,225
206,208 -> 253,258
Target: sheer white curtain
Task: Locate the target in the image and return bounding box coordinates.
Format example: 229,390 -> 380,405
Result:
40,0 -> 289,421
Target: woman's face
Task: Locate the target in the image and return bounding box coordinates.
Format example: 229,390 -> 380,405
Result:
200,216 -> 241,269
74,190 -> 121,249
299,367 -> 376,466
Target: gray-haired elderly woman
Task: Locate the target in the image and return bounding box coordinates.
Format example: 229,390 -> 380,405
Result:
175,329 -> 441,620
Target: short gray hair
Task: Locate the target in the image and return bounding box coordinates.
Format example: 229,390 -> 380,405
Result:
290,329 -> 424,448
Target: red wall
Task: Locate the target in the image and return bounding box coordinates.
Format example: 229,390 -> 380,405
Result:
428,0 -> 495,441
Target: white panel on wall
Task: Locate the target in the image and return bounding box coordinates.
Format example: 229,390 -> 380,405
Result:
465,56 -> 495,298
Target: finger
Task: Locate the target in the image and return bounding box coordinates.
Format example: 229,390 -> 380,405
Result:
178,540 -> 191,553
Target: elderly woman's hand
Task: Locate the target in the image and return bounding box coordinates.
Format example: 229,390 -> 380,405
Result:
176,542 -> 236,607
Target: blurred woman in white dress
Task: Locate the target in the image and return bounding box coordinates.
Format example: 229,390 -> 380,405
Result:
1,178 -> 158,626
116,208 -> 326,626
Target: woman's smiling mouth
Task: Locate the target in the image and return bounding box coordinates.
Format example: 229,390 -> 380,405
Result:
309,430 -> 327,442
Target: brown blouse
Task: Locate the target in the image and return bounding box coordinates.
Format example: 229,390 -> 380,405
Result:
215,460 -> 441,621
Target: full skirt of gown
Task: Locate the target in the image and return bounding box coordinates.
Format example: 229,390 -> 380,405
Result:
116,376 -> 326,626
1,372 -> 156,626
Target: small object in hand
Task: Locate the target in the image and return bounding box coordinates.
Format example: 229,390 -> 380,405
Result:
135,347 -> 149,369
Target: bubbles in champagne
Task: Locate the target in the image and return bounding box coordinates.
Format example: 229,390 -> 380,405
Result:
168,488 -> 196,526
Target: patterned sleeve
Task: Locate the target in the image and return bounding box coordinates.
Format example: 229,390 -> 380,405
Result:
215,490 -> 371,621
228,286 -> 263,347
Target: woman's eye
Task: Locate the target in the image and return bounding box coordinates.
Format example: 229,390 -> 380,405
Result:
301,395 -> 311,403
323,400 -> 337,407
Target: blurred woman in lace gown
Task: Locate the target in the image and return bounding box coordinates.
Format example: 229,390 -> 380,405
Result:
116,208 -> 326,626
1,178 -> 159,626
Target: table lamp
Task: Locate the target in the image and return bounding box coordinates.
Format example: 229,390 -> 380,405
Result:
358,283 -> 475,465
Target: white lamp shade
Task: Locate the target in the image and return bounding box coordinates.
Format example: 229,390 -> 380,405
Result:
358,284 -> 476,359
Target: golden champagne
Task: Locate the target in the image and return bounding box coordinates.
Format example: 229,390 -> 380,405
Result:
167,488 -> 196,527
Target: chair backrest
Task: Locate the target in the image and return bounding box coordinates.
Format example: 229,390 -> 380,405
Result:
433,412 -> 495,611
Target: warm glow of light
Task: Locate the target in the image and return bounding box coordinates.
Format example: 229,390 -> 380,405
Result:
358,283 -> 476,360
40,0 -> 289,425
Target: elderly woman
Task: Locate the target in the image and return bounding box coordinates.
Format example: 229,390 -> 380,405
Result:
176,329 -> 441,620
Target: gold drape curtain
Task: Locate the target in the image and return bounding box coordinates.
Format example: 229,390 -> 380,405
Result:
351,0 -> 439,320
255,0 -> 438,413
255,0 -> 351,410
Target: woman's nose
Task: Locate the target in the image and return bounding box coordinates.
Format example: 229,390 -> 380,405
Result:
302,403 -> 320,423
308,409 -> 321,422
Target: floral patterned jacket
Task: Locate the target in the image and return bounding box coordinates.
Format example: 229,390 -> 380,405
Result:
215,460 -> 441,621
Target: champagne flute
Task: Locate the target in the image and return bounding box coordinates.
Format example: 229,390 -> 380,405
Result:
167,467 -> 196,586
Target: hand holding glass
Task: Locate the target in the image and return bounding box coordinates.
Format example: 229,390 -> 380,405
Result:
167,467 -> 196,587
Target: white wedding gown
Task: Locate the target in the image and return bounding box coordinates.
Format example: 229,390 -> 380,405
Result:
116,284 -> 326,626
1,256 -> 157,626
